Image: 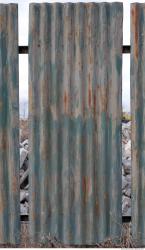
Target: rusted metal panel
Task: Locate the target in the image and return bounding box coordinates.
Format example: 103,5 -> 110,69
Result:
29,3 -> 123,244
131,3 -> 145,245
0,4 -> 20,244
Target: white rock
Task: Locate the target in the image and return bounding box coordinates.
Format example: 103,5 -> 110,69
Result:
20,190 -> 29,202
122,196 -> 131,216
122,159 -> 131,175
21,139 -> 28,147
24,184 -> 29,190
24,201 -> 29,208
122,122 -> 131,146
20,203 -> 28,215
122,176 -> 128,189
24,144 -> 29,150
124,140 -> 131,158
124,188 -> 131,197
20,169 -> 24,177
126,175 -> 131,183
122,176 -> 131,190
20,148 -> 28,168
122,167 -> 125,176
124,207 -> 131,217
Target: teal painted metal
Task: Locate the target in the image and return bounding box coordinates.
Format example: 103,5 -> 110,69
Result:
131,3 -> 145,245
0,4 -> 20,244
29,3 -> 123,245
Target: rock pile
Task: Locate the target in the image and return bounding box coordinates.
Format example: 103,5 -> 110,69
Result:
19,121 -> 131,217
20,139 -> 29,216
122,121 -> 131,216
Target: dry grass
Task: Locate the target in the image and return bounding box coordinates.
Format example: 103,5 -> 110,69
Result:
20,222 -> 137,248
122,112 -> 131,122
0,222 -> 140,248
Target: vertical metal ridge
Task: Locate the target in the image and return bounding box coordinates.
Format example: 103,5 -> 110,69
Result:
54,3 -> 64,240
131,3 -> 145,244
7,4 -> 20,243
0,4 -> 19,244
51,3 -> 63,239
48,3 -> 55,238
81,4 -> 95,243
29,3 -> 41,240
61,3 -> 72,242
29,3 -> 123,244
39,4 -> 50,239
73,3 -> 83,243
107,3 -> 122,238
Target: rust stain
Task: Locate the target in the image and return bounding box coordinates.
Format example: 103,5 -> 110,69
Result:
29,82 -> 33,113
93,93 -> 96,115
95,200 -> 100,215
82,176 -> 90,203
12,175 -> 17,193
0,132 -> 8,151
102,82 -> 110,113
88,74 -> 92,108
0,15 -> 3,30
104,192 -> 108,200
0,101 -> 2,111
88,24 -> 91,33
65,15 -> 69,22
0,227 -> 3,242
64,90 -> 69,113
88,86 -> 92,108
75,30 -> 79,37
0,189 -> 6,214
0,200 -> 4,213
89,54 -> 93,65
131,5 -> 139,61
31,206 -> 36,221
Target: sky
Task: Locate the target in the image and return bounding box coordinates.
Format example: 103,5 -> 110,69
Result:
0,0 -> 143,115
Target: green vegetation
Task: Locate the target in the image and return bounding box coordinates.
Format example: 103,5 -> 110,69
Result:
122,112 -> 131,122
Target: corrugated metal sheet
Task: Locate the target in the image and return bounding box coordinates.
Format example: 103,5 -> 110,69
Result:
131,3 -> 145,245
29,3 -> 123,244
0,4 -> 20,244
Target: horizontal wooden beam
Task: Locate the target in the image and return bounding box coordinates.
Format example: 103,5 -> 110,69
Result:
20,215 -> 131,222
122,45 -> 131,54
19,45 -> 131,54
19,46 -> 28,54
122,216 -> 131,223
